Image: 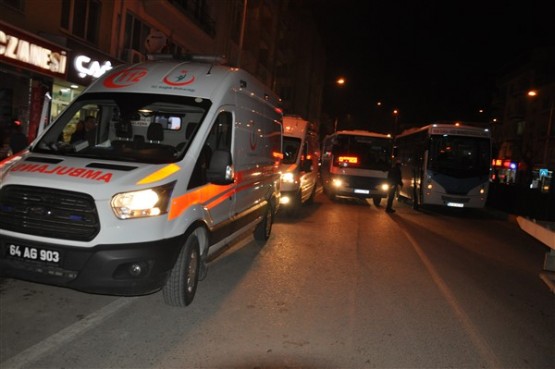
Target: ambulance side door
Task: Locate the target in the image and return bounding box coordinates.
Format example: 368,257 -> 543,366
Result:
194,111 -> 236,239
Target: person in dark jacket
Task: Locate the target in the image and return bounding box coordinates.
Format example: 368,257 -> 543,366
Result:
386,160 -> 402,213
9,120 -> 28,154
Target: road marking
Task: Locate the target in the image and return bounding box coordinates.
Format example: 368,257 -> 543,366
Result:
399,226 -> 502,368
1,297 -> 138,369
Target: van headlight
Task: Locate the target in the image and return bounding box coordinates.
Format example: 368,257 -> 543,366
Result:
111,181 -> 175,219
281,172 -> 296,183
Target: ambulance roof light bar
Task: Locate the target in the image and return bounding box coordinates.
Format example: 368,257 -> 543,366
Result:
147,53 -> 228,65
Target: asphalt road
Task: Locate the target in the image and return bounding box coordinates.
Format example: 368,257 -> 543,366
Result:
1,193 -> 554,368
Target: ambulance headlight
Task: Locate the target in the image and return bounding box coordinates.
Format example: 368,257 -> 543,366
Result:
111,181 -> 175,219
0,155 -> 24,184
281,172 -> 296,183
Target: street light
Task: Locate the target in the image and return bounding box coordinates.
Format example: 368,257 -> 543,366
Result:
528,89 -> 554,167
333,77 -> 346,132
392,109 -> 399,136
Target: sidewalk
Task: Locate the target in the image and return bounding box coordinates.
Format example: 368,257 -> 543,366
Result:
516,216 -> 555,293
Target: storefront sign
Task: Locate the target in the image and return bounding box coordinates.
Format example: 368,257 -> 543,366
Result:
74,54 -> 113,79
0,21 -> 68,78
66,39 -> 120,86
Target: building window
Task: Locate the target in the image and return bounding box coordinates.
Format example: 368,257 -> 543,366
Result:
0,0 -> 24,11
169,0 -> 215,37
60,0 -> 100,44
121,13 -> 151,62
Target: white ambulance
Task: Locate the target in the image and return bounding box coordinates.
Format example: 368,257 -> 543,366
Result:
0,55 -> 283,307
278,115 -> 320,216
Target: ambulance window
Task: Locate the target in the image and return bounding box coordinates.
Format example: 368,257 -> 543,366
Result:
188,112 -> 232,189
214,112 -> 232,150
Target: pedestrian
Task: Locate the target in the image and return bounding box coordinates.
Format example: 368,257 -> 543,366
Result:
386,160 -> 402,213
0,135 -> 13,160
9,120 -> 28,154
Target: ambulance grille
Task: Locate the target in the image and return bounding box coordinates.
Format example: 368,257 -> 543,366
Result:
0,185 -> 100,241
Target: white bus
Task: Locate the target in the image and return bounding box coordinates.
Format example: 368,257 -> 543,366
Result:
394,123 -> 491,209
320,129 -> 393,205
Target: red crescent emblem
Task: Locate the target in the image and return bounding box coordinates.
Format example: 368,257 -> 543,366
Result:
163,71 -> 195,86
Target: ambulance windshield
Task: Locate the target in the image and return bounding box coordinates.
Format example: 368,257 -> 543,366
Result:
33,93 -> 211,164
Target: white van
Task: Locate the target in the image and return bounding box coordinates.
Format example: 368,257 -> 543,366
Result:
320,130 -> 393,206
0,56 -> 283,307
278,115 -> 320,215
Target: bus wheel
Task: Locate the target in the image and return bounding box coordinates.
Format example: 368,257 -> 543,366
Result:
163,228 -> 202,307
373,197 -> 382,207
254,203 -> 273,244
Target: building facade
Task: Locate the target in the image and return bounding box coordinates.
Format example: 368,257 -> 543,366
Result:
492,47 -> 555,192
0,0 -> 325,144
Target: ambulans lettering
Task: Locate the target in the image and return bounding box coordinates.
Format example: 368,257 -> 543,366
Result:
10,163 -> 113,182
103,67 -> 148,88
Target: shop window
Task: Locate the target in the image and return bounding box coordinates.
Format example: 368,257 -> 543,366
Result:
60,0 -> 100,44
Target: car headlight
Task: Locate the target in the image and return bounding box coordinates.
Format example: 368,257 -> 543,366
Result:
381,183 -> 390,191
111,181 -> 175,219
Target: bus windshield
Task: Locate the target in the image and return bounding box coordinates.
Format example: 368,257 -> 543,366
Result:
428,135 -> 491,178
332,134 -> 391,171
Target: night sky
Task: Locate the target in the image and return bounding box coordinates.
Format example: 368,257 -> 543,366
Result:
309,0 -> 553,133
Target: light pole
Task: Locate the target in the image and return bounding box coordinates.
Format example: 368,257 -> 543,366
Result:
333,77 -> 346,132
528,89 -> 554,167
237,0 -> 248,68
392,109 -> 399,137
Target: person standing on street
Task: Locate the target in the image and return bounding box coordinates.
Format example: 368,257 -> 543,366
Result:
9,120 -> 28,155
386,160 -> 402,213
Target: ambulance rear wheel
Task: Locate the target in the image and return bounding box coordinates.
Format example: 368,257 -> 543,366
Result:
163,228 -> 201,307
254,203 -> 273,243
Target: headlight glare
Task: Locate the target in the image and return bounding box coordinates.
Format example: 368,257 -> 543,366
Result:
111,181 -> 175,219
281,172 -> 295,183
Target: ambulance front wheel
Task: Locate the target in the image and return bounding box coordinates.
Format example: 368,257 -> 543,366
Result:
163,228 -> 203,307
254,203 -> 273,244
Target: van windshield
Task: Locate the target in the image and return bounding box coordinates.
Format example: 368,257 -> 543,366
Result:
332,134 -> 392,171
32,92 -> 212,164
282,136 -> 301,164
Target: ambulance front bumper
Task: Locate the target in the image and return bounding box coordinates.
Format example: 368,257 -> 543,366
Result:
0,234 -> 183,296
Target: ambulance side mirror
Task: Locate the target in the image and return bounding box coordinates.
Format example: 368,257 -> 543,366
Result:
207,150 -> 234,185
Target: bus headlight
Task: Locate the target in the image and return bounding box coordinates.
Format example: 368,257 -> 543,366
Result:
111,181 -> 175,219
